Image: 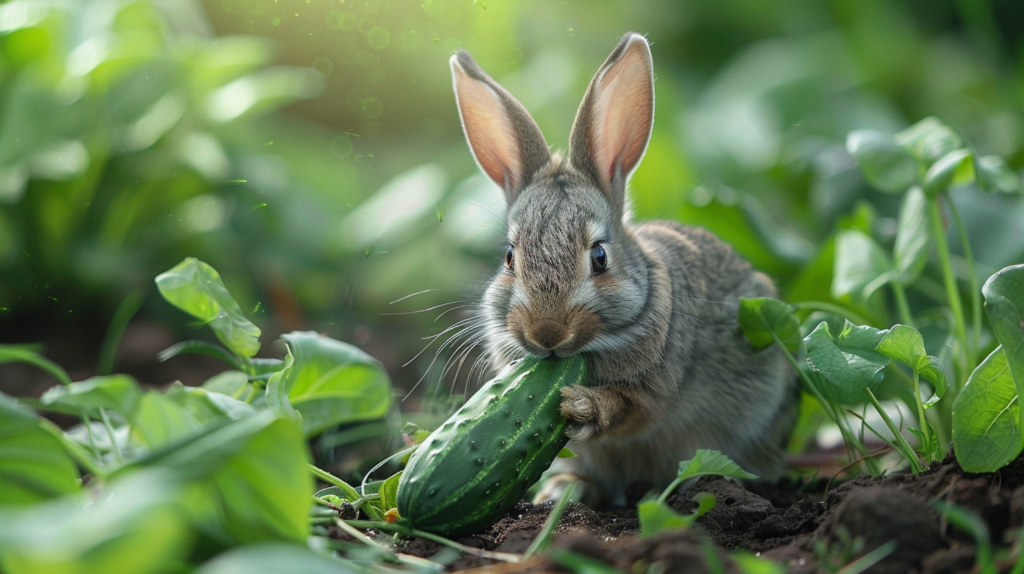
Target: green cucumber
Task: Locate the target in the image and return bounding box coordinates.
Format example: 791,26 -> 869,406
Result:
396,355 -> 586,537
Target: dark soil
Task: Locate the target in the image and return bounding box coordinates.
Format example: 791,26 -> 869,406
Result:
345,453 -> 1024,573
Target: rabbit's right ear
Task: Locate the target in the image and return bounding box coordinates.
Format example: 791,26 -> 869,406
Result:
451,50 -> 551,204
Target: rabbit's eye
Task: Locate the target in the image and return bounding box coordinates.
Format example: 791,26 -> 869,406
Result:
590,244 -> 607,274
505,245 -> 515,271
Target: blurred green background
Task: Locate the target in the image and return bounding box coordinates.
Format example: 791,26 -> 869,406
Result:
1,0 -> 1023,399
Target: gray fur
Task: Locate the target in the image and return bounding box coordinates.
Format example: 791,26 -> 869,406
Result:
452,33 -> 798,504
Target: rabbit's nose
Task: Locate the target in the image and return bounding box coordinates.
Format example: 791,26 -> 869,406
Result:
525,320 -> 572,351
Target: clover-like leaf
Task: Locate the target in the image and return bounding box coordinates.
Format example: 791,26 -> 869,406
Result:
952,346 -> 1023,473
846,130 -> 919,193
737,297 -> 801,353
155,258 -> 261,359
805,321 -> 890,394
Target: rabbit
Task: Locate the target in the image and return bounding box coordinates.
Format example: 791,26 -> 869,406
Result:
449,32 -> 799,505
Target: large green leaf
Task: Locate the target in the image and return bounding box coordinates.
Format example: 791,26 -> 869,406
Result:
155,258 -> 261,359
895,116 -> 963,163
278,331 -> 392,437
193,543 -> 362,574
128,391 -> 203,451
0,393 -> 80,506
952,347 -> 1023,473
120,411 -> 312,544
0,471 -> 190,574
983,265 -> 1024,395
876,325 -> 946,406
804,321 -> 890,394
737,297 -> 801,353
165,383 -> 256,424
832,229 -> 894,303
39,375 -> 140,419
892,186 -> 932,284
846,130 -> 918,193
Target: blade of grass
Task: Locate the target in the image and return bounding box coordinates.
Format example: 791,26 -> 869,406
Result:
97,291 -> 143,376
343,519 -> 522,563
944,193 -> 981,362
525,482 -> 578,558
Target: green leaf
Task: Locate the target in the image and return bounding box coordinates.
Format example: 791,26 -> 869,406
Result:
974,155 -> 1022,196
193,543 -> 362,574
638,493 -> 715,539
165,383 -> 257,423
953,347 -> 1023,472
983,265 -> 1024,393
378,470 -> 402,512
155,258 -> 262,359
39,374 -> 140,418
557,447 -> 577,458
893,186 -> 932,284
202,370 -> 255,402
266,352 -> 302,427
832,229 -> 894,302
895,116 -> 963,163
676,449 -> 758,483
923,149 -> 972,196
278,331 -> 392,437
846,130 -> 918,192
876,325 -> 947,404
0,393 -> 80,505
121,411 -> 313,544
0,471 -> 191,574
157,340 -> 243,370
737,297 -> 801,353
733,552 -> 787,574
0,344 -> 71,386
804,321 -> 890,393
128,391 -> 203,450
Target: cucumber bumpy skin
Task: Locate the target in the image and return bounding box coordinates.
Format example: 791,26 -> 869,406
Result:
396,355 -> 586,537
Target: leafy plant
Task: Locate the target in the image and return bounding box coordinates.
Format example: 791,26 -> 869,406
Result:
638,449 -> 755,539
742,116 -> 1024,475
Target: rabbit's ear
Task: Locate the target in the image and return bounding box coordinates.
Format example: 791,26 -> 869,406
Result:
569,33 -> 654,214
451,50 -> 551,204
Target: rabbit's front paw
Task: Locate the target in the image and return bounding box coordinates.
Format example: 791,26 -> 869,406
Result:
560,384 -> 605,441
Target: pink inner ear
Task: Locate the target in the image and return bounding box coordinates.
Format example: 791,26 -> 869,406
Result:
453,65 -> 521,191
591,45 -> 653,183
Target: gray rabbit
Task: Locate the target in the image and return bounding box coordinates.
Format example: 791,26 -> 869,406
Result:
449,32 -> 798,504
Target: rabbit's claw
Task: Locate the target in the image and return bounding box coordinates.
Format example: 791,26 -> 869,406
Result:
561,385 -> 601,441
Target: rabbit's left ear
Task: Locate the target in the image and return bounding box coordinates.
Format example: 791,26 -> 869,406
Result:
569,33 -> 654,214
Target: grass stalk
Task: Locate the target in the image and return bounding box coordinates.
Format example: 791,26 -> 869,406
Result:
309,464 -> 361,501
97,291 -> 143,376
890,282 -> 914,328
525,482 -> 577,557
343,519 -> 522,563
865,388 -> 925,473
927,198 -> 970,387
98,408 -> 124,465
944,193 -> 981,362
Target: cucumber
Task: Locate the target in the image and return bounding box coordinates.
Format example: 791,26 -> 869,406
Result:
396,355 -> 586,537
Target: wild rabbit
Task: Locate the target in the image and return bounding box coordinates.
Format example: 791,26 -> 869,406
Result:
449,32 -> 798,504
